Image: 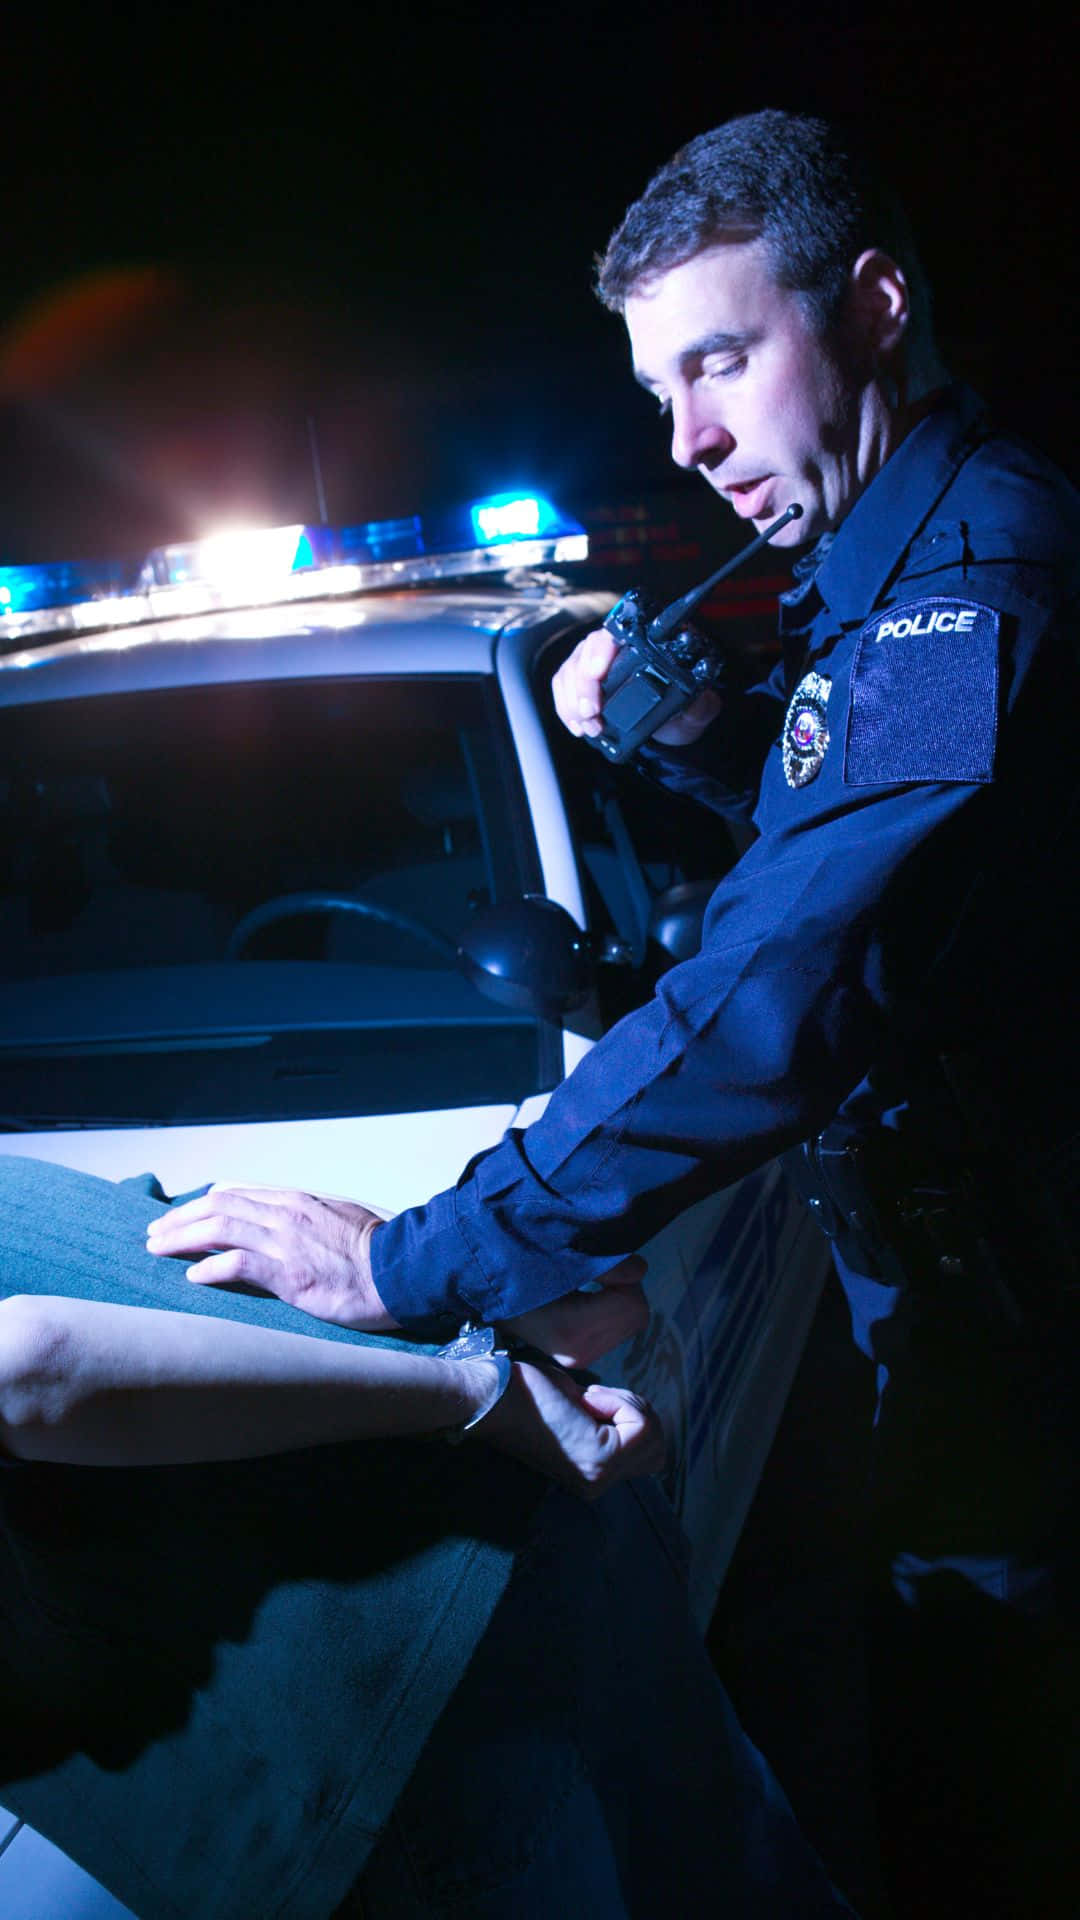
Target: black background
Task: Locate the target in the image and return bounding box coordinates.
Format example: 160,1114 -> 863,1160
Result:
2,0 -> 1075,561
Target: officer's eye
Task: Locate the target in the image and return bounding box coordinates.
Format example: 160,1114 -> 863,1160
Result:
704,355 -> 747,383
654,394 -> 671,418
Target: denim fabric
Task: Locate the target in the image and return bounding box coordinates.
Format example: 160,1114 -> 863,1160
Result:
0,1154 -> 532,1918
0,1155 -> 852,1919
355,1478 -> 853,1918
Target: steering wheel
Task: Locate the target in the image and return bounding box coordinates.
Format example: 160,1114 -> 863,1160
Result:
225,891 -> 459,961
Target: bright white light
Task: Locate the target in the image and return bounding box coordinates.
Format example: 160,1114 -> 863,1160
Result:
147,582 -> 215,619
193,525 -> 307,592
70,594 -> 147,629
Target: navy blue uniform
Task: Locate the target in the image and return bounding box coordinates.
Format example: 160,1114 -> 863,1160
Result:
374,383 -> 1080,1915
373,384 -> 1079,1335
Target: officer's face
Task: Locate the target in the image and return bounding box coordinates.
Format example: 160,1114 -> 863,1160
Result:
624,239 -> 890,546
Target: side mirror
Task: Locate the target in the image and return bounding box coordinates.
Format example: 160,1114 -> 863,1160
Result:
458,895 -> 593,1018
647,879 -> 714,965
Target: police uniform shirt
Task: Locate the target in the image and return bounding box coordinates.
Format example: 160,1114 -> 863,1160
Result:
371,384 -> 1080,1328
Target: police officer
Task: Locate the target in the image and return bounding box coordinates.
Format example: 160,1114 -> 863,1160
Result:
149,113 -> 1079,1915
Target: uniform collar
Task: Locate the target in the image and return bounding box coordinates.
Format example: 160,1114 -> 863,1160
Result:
777,533 -> 835,656
812,382 -> 988,625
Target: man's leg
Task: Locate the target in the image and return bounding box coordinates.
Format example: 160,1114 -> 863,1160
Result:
2,1156 -> 853,1918
355,1477 -> 853,1918
0,1154 -> 531,1916
0,1153 -> 386,1345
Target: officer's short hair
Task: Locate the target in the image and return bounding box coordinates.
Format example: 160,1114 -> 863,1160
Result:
596,111 -> 940,385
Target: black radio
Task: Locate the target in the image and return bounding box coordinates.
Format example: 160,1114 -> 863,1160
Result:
588,503 -> 802,762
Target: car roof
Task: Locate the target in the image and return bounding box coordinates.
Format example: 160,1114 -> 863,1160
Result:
0,583 -> 607,708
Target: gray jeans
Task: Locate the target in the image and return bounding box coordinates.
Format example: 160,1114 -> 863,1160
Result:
0,1155 -> 851,1918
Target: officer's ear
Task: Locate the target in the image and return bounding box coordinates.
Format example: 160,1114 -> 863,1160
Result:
849,249 -> 909,359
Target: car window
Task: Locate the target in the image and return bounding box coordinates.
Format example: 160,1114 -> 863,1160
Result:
0,675 -> 559,1126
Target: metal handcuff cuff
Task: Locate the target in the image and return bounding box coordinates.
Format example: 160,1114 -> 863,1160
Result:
435,1321 -> 514,1443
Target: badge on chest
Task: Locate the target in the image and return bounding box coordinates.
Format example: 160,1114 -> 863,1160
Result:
782,670 -> 832,787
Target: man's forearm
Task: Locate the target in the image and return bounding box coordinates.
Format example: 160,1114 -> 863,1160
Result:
0,1294 -> 485,1465
0,1292 -> 664,1496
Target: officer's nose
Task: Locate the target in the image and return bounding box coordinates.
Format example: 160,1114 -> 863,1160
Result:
670,395 -> 734,473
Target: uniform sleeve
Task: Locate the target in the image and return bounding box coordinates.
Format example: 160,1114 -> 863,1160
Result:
371,571 -> 1066,1327
373,786 -> 982,1325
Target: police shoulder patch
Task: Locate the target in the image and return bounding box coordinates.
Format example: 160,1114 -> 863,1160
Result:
844,595 -> 999,787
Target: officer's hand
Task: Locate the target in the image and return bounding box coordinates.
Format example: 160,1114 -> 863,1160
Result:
499,1254 -> 649,1368
551,627 -> 723,748
145,1186 -> 401,1331
479,1358 -> 665,1498
551,628 -> 620,738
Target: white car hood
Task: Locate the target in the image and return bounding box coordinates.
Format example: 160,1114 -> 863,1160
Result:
0,1103 -> 525,1212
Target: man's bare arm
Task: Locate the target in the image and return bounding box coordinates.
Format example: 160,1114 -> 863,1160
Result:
0,1294 -> 663,1496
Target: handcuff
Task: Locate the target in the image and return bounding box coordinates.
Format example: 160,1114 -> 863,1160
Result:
434,1321 -> 513,1443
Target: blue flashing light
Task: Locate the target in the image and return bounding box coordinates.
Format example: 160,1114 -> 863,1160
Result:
338,515 -> 425,565
0,559 -> 127,617
469,493 -> 563,545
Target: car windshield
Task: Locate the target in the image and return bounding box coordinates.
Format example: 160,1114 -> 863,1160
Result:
0,674 -> 557,1127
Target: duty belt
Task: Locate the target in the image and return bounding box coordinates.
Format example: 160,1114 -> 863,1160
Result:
783,1119 -> 1080,1330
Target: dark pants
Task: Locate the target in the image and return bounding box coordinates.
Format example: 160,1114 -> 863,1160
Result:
869,1558 -> 1080,1919
837,1250 -> 1080,1919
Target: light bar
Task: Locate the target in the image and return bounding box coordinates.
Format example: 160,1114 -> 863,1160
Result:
0,494 -> 587,647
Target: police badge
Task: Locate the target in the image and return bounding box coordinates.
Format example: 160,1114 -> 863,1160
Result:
782,671 -> 832,788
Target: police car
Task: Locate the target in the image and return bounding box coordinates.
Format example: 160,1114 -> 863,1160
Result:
0,498 -> 827,1912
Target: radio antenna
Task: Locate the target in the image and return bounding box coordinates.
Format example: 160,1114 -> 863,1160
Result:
649,502 -> 803,642
306,414 -> 329,525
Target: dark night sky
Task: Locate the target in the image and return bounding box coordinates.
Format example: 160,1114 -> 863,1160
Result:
1,1 -> 1075,561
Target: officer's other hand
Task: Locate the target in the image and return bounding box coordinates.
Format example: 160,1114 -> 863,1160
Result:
551,627 -> 723,748
145,1186 -> 401,1331
499,1254 -> 648,1367
652,687 -> 724,747
479,1357 -> 665,1497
